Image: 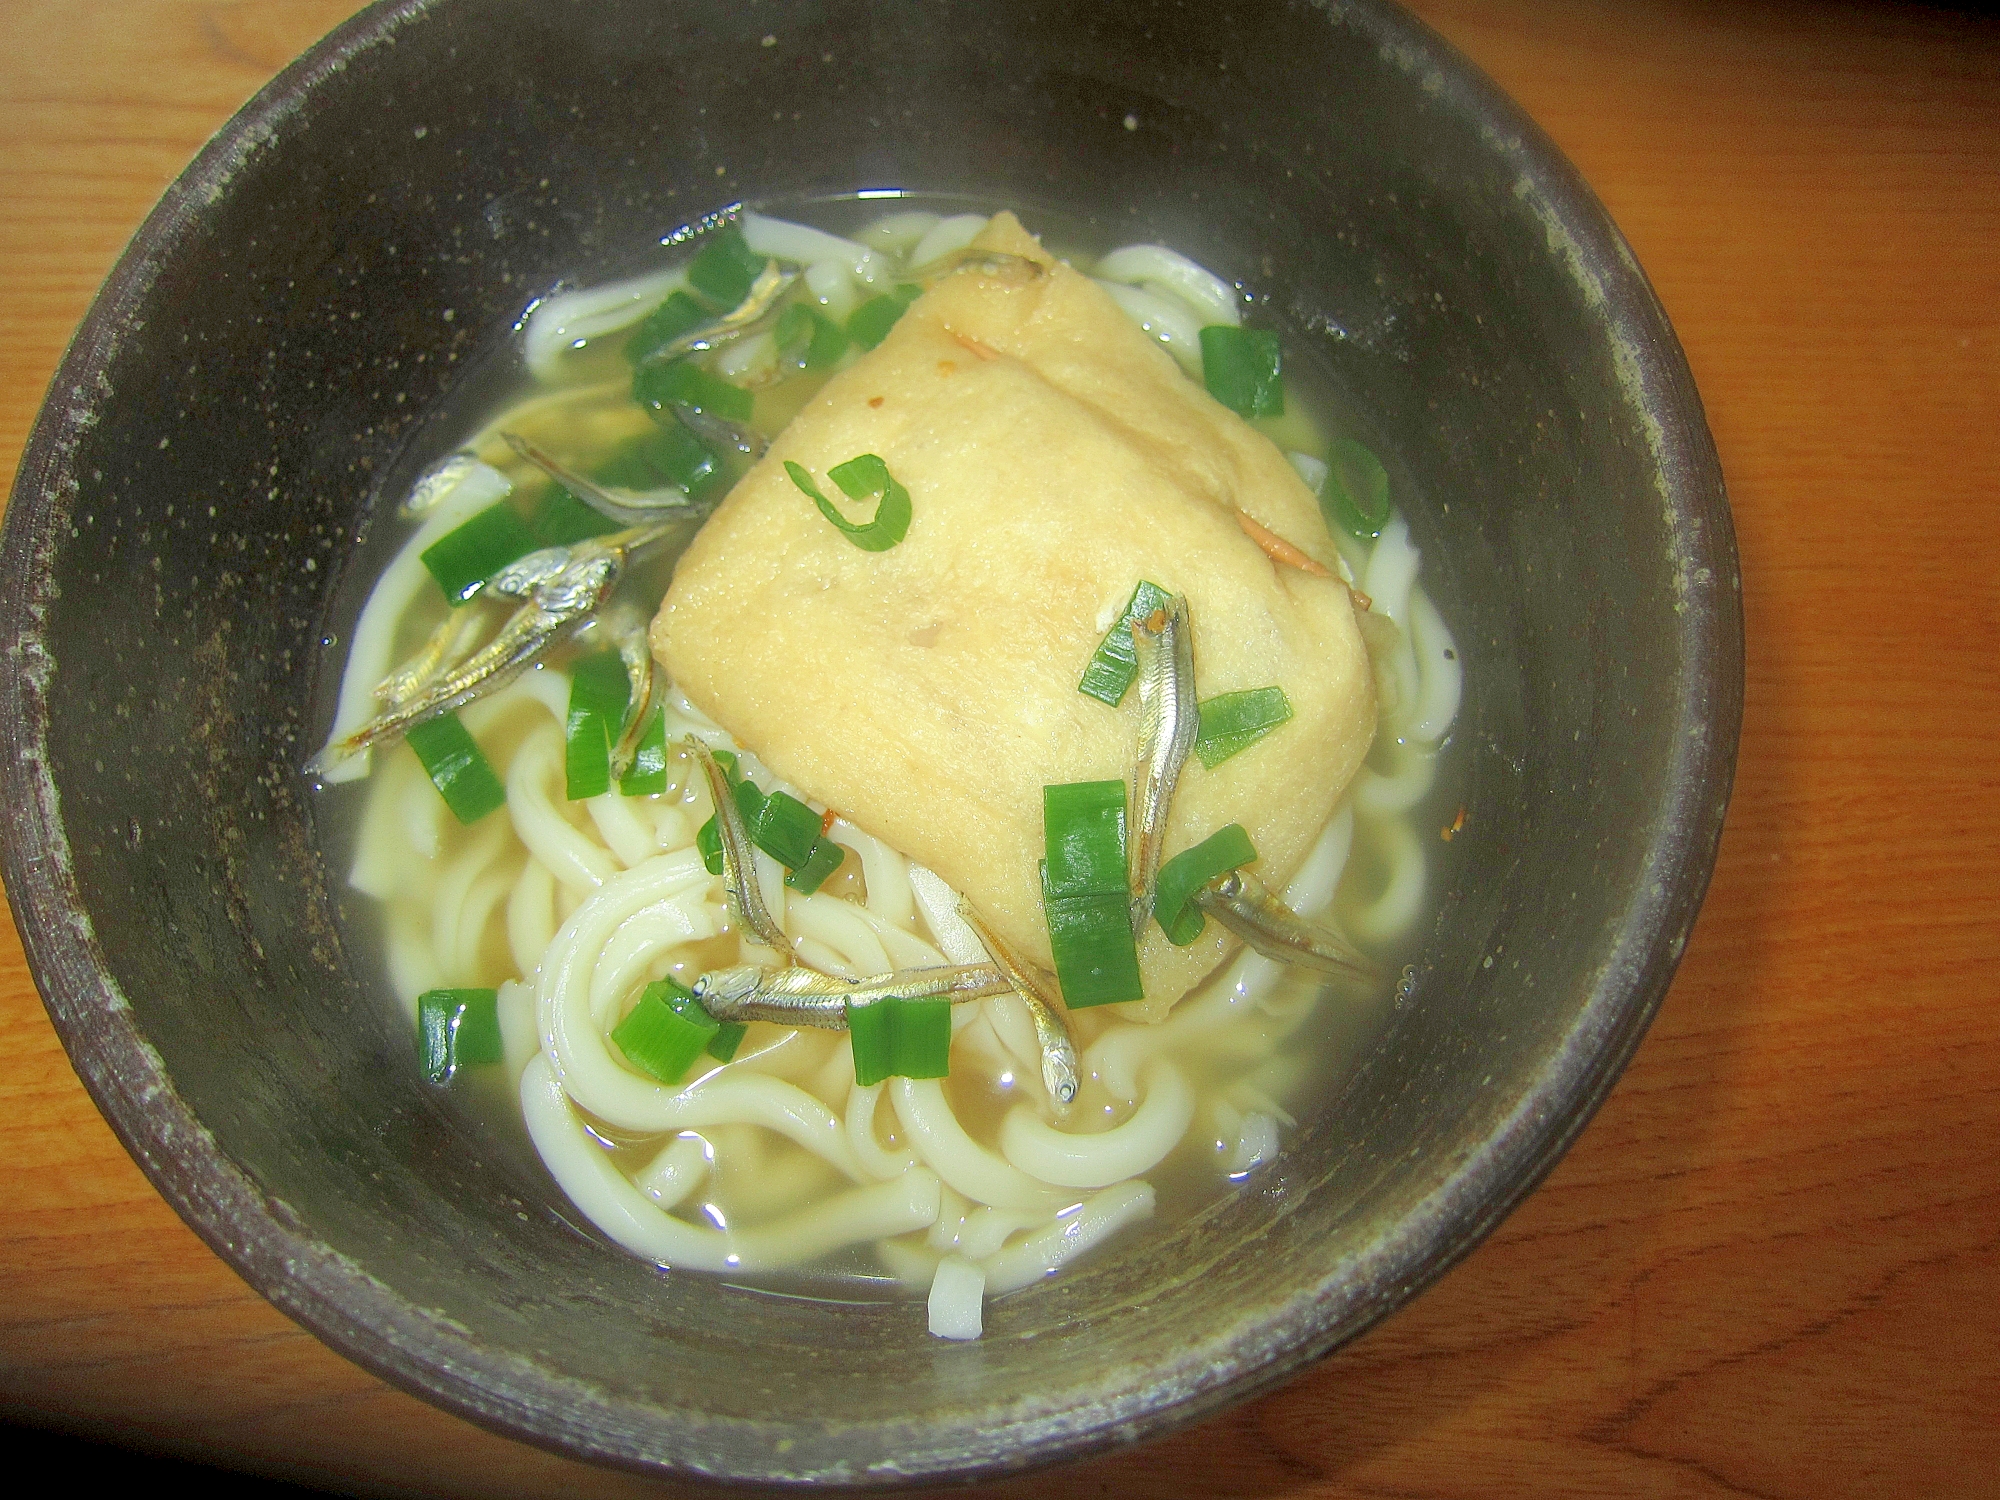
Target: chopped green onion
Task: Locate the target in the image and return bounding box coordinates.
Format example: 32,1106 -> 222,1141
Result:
752,790 -> 824,870
531,486 -> 621,548
785,454 -> 912,552
1325,437 -> 1391,542
691,750 -> 838,875
593,422 -> 723,500
784,835 -> 845,895
1200,325 -> 1284,419
1040,863 -> 1145,1008
847,283 -> 922,350
697,775 -> 768,875
618,708 -> 669,797
1194,686 -> 1296,769
1041,780 -> 1143,1005
775,302 -> 850,368
706,1022 -> 748,1063
405,713 -> 507,824
1076,579 -> 1173,706
564,651 -> 632,801
847,998 -> 894,1087
612,977 -> 722,1084
420,501 -> 542,605
686,226 -> 768,309
1042,780 -> 1129,896
634,359 -> 755,426
624,289 -> 710,364
1154,824 -> 1259,945
846,995 -> 953,1086
417,987 -> 503,1083
891,998 -> 951,1079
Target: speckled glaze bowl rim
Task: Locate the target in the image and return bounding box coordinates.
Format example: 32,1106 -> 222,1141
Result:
0,0 -> 1741,1486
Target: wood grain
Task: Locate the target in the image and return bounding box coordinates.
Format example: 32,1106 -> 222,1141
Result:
2,1 -> 1995,1494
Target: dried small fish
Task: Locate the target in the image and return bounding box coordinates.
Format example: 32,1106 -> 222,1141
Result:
686,737 -> 792,954
501,432 -> 719,527
1129,593 -> 1198,934
670,402 -> 767,462
607,619 -> 660,782
1191,869 -> 1377,980
482,543 -> 585,601
305,524 -> 671,778
371,610 -> 483,709
959,905 -> 1080,1107
648,259 -> 797,363
692,963 -> 1014,1029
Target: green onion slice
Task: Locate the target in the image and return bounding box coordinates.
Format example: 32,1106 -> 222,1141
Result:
1041,780 -> 1143,1005
692,752 -> 839,876
417,987 -> 503,1083
612,978 -> 721,1084
847,998 -> 895,1087
625,289 -> 710,365
890,997 -> 952,1080
752,790 -> 823,870
1154,824 -> 1260,946
564,651 -> 632,801
1077,579 -> 1172,706
1326,437 -> 1391,542
706,1022 -> 748,1063
405,713 -> 507,824
1041,864 -> 1146,1008
420,501 -> 542,606
686,226 -> 769,309
529,485 -> 621,548
1194,686 -> 1295,770
775,302 -> 850,368
846,995 -> 953,1086
618,708 -> 669,797
1199,325 -> 1284,419
784,835 -> 845,895
633,360 -> 754,426
1043,780 -> 1129,896
847,283 -> 922,351
694,767 -> 841,882
785,454 -> 912,552
593,422 -> 723,500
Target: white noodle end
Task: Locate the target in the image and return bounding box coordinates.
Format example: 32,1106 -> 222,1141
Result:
927,1254 -> 986,1340
1227,1112 -> 1280,1177
495,978 -> 537,1079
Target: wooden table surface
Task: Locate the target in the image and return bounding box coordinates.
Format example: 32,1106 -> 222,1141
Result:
3,1 -> 1996,1495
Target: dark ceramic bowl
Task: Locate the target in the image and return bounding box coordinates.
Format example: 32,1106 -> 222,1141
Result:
0,0 -> 1739,1486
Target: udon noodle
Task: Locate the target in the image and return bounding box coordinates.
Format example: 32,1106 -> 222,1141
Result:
319,207 -> 1461,1339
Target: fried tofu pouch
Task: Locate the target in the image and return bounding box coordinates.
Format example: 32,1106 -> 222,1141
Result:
653,213 -> 1375,1020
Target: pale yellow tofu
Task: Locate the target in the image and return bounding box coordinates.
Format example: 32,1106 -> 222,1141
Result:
654,214 -> 1375,1019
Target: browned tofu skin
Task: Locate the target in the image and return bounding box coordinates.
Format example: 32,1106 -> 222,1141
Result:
654,214 -> 1375,1020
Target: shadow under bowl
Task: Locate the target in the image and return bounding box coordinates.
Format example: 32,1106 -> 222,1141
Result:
0,0 -> 1740,1486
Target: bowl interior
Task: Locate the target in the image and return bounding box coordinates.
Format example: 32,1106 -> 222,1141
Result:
0,0 -> 1738,1483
